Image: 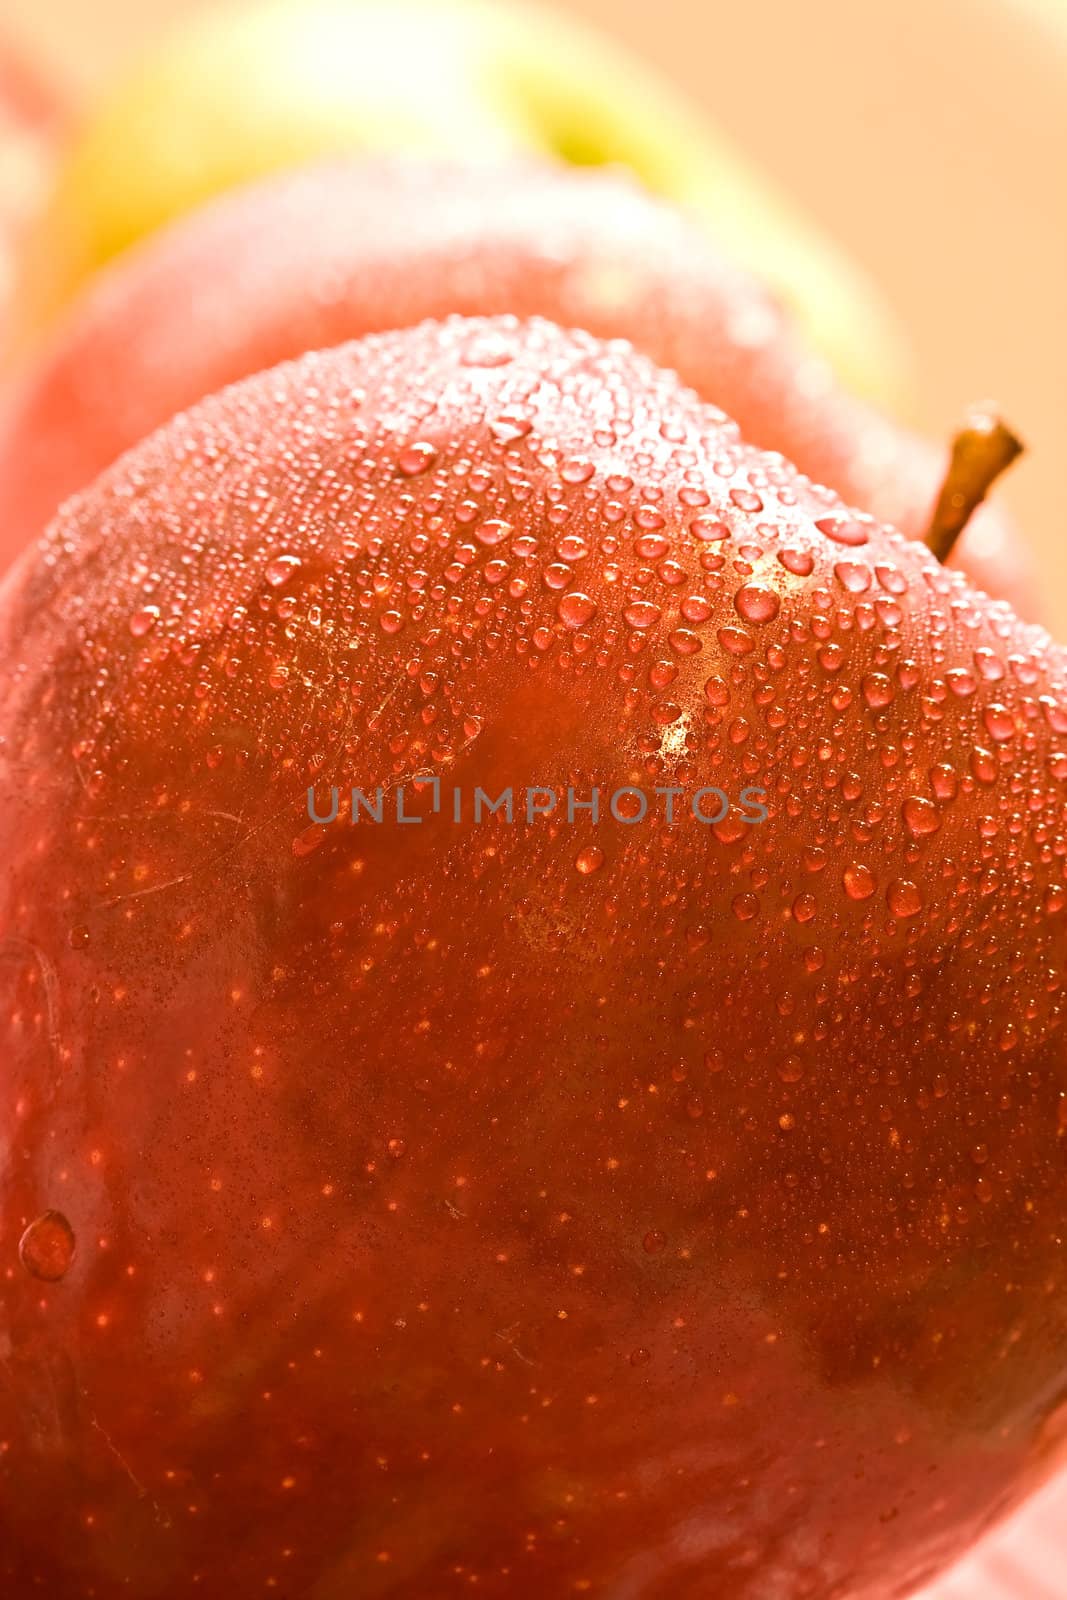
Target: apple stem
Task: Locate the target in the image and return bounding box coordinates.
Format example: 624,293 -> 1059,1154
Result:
924,408 -> 1024,563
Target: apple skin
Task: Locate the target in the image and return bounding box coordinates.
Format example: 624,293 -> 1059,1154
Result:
12,0 -> 906,409
0,158 -> 1030,616
1,314 -> 1066,1598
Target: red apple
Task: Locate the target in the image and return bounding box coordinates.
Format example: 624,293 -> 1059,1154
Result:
0,316 -> 1061,1600
12,0 -> 907,411
0,158 -> 1031,613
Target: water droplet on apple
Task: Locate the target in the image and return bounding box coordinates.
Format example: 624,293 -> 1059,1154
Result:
973,648 -> 1005,681
690,518 -> 730,543
555,534 -> 589,562
680,595 -> 711,623
734,584 -> 780,624
862,674 -> 894,709
575,846 -> 604,876
778,546 -> 814,576
970,747 -> 998,784
902,797 -> 941,837
634,506 -> 665,531
930,764 -> 958,801
875,564 -> 908,594
128,606 -> 159,637
887,880 -> 923,919
718,627 -> 754,656
833,561 -> 871,594
946,669 -> 976,698
396,442 -> 437,477
490,412 -> 533,444
982,704 -> 1016,742
19,1211 -> 76,1282
624,601 -> 661,630
265,553 -> 302,587
843,864 -> 876,901
730,488 -> 762,513
558,593 -> 597,630
815,515 -> 870,547
475,519 -> 512,547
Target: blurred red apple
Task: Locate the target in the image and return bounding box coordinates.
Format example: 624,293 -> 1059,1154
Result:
15,0 -> 905,409
0,158 -> 1031,613
0,28 -> 66,348
0,315 -> 1063,1599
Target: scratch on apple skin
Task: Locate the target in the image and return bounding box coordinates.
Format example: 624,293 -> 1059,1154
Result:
86,690 -> 366,911
0,936 -> 62,1073
88,1412 -> 172,1529
495,1327 -> 536,1368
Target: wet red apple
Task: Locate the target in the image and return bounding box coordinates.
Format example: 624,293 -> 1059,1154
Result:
0,158 -> 1031,613
0,316 -> 1062,1600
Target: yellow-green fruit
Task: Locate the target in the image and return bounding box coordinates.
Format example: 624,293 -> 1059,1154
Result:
17,0 -> 907,405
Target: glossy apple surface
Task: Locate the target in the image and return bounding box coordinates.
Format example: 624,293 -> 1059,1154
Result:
1,316 -> 1064,1599
14,0 -> 904,406
0,159 -> 1029,612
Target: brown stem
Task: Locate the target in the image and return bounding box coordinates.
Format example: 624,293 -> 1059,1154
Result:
924,408 -> 1024,563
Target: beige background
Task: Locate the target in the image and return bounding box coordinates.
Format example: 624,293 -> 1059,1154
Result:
6,0 -> 1067,632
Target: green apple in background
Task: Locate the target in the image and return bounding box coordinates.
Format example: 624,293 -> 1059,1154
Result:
15,0 -> 908,407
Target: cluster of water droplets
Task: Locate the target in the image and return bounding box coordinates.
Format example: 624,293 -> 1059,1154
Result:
13,313 -> 1067,1235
